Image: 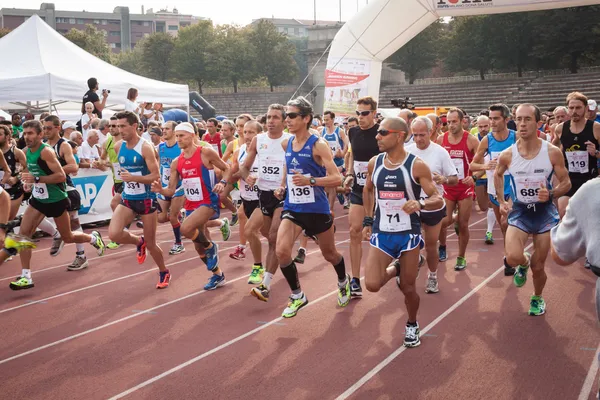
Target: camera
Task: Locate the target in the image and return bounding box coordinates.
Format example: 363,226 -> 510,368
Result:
391,97 -> 415,110
102,89 -> 111,94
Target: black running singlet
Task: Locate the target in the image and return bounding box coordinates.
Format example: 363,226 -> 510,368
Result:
348,124 -> 379,193
560,120 -> 599,183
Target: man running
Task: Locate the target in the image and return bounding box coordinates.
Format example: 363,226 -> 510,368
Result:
345,96 -> 380,297
153,122 -> 230,290
108,111 -> 170,289
363,117 -> 443,347
273,96 -> 350,318
553,92 -> 600,219
240,104 -> 290,292
321,110 -> 348,209
406,117 -> 457,293
9,120 -> 105,289
495,103 -> 571,315
470,105 -> 517,262
471,116 -> 492,239
157,121 -> 185,255
437,108 -> 479,270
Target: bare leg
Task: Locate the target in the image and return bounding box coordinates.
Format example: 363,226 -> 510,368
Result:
348,203 -> 364,279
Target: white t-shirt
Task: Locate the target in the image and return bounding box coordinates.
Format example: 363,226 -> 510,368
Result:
81,141 -> 100,161
406,142 -> 457,200
81,114 -> 93,140
141,131 -> 152,143
124,99 -> 139,113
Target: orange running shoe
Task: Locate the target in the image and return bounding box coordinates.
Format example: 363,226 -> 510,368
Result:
156,270 -> 171,289
137,237 -> 147,264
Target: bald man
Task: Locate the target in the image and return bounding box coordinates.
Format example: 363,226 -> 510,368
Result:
398,109 -> 416,145
426,113 -> 441,142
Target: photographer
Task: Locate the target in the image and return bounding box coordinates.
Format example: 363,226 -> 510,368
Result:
82,77 -> 108,119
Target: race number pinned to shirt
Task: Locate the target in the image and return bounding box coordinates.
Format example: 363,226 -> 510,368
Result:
112,163 -> 122,180
514,175 -> 546,204
124,171 -> 145,195
566,151 -> 588,174
260,156 -> 284,182
354,161 -> 369,186
161,167 -> 171,186
452,158 -> 465,180
32,182 -> 49,200
287,174 -> 315,204
182,177 -> 204,202
377,192 -> 410,232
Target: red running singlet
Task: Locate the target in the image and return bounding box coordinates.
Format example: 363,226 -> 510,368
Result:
176,147 -> 218,212
441,131 -> 475,201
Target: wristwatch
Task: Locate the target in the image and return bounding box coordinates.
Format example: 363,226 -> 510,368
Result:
34,176 -> 40,184
418,199 -> 426,210
219,179 -> 227,185
309,177 -> 317,186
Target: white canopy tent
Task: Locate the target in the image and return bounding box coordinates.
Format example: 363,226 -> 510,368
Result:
324,0 -> 600,114
0,14 -> 188,110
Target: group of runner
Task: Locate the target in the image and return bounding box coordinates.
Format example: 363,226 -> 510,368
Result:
0,90 -> 597,348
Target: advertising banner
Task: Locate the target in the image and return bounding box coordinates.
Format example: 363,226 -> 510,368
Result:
323,58 -> 371,117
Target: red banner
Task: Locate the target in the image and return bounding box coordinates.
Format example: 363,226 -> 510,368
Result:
325,69 -> 370,88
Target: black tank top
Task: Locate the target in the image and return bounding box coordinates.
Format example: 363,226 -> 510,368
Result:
52,138 -> 75,188
560,120 -> 599,180
3,145 -> 17,176
349,123 -> 380,192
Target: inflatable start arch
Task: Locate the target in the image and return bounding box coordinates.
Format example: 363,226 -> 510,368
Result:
323,0 -> 600,115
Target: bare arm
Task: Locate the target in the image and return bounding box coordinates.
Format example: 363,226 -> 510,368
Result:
552,122 -> 563,148
363,156 -> 377,219
339,129 -> 349,156
203,146 -> 231,189
311,139 -> 342,187
240,136 -> 258,181
153,158 -> 180,198
0,151 -> 9,185
414,159 -> 444,211
229,149 -> 241,181
22,147 -> 66,184
121,142 -> 159,184
59,141 -> 79,175
470,136 -> 489,173
222,141 -> 234,163
547,144 -> 571,198
494,149 -> 512,207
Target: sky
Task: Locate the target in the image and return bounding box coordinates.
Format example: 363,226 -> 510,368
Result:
6,0 -> 370,25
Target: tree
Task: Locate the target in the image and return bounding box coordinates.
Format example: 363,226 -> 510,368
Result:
139,32 -> 176,81
112,43 -> 145,76
445,16 -> 494,80
215,25 -> 257,92
63,25 -> 111,62
386,20 -> 444,84
172,21 -> 220,93
0,28 -> 11,39
290,37 -> 308,83
249,20 -> 298,91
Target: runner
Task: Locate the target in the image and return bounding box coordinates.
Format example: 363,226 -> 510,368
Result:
202,118 -> 223,156
107,111 -> 170,289
273,96 -> 350,318
406,117 -> 458,293
152,122 -> 230,290
321,110 -> 348,211
156,121 -> 185,255
345,96 -> 380,297
0,124 -> 26,220
495,103 -> 571,315
239,104 -> 290,292
470,116 -> 492,233
217,119 -> 239,226
362,117 -> 443,347
8,120 -> 105,289
553,92 -> 600,219
470,105 -> 517,261
436,108 -> 479,270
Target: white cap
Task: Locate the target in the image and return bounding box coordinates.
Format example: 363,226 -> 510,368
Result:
62,121 -> 77,130
175,122 -> 195,134
588,99 -> 597,111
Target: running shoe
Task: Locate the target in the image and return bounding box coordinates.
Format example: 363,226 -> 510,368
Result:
438,245 -> 447,262
136,220 -> 144,229
294,248 -> 306,264
282,293 -> 308,318
485,232 -> 494,245
4,233 -> 36,252
513,252 -> 531,288
229,245 -> 246,260
220,218 -> 231,241
106,241 -> 120,250
90,230 -> 106,256
49,237 -> 64,257
454,256 -> 467,271
585,258 -> 592,269
204,273 -> 225,290
156,270 -> 171,289
350,277 -> 362,298
205,242 -> 219,271
231,212 -> 239,227
169,243 -> 185,255
67,256 -> 88,271
337,193 -> 345,205
178,208 -> 186,224
9,276 -> 34,290
404,322 -> 421,348
137,237 -> 147,264
250,283 -> 270,301
247,264 -> 264,284
528,295 -> 546,316
425,275 -> 439,294
337,274 -> 351,307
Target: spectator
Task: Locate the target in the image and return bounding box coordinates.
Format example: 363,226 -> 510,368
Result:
97,119 -> 110,147
125,88 -> 143,114
152,103 -> 165,124
80,129 -> 101,167
587,99 -> 600,123
62,121 -> 77,139
82,77 -> 108,118
81,101 -> 97,139
11,113 -> 22,139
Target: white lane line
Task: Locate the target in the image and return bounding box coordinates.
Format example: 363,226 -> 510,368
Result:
577,343 -> 600,400
0,239 -> 350,367
334,242 -> 534,400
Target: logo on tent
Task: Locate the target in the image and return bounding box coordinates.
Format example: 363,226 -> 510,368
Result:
436,0 -> 493,8
73,175 -> 107,214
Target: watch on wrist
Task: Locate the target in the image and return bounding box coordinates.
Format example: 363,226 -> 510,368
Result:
418,199 -> 426,210
34,176 -> 40,184
219,179 -> 227,185
309,177 -> 317,186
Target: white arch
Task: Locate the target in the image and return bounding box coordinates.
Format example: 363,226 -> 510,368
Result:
323,0 -> 600,114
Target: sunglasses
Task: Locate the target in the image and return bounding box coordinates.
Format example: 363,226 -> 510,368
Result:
286,112 -> 305,119
377,128 -> 404,136
356,110 -> 372,117
110,125 -> 117,128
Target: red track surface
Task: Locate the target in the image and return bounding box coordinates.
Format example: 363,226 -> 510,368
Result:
0,207 -> 597,400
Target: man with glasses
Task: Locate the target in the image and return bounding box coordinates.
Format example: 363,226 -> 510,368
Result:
344,96 -> 381,297
362,117 -> 443,347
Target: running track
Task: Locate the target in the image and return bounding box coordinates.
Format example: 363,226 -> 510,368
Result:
0,206 -> 597,400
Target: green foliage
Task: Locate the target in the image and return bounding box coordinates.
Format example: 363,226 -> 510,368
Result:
63,25 -> 111,62
215,25 -> 258,93
139,32 -> 176,81
0,28 -> 11,39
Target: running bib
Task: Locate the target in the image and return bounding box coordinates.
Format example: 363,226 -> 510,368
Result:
514,175 -> 546,204
287,174 -> 315,204
32,182 -> 49,200
259,156 -> 284,182
112,163 -> 122,180
377,198 -> 411,232
124,171 -> 145,195
211,144 -> 220,154
241,180 -> 259,201
354,161 -> 369,186
182,177 -> 204,202
452,158 -> 465,180
161,167 -> 171,186
0,171 -> 8,189
566,151 -> 588,173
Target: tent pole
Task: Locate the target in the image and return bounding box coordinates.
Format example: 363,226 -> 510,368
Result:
48,99 -> 52,113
